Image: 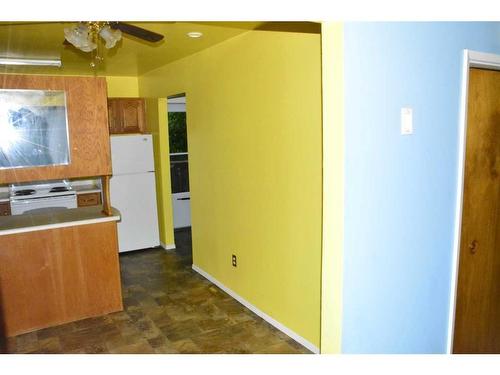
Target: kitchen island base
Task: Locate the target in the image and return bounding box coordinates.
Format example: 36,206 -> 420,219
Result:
0,218 -> 123,337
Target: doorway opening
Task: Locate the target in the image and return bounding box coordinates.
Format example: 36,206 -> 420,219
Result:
167,94 -> 192,258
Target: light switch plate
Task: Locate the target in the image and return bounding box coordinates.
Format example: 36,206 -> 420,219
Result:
401,107 -> 413,135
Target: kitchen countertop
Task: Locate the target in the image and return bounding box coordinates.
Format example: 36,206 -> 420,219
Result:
0,206 -> 120,236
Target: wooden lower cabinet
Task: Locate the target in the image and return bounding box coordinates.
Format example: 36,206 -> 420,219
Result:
0,202 -> 10,216
0,221 -> 123,336
77,192 -> 102,207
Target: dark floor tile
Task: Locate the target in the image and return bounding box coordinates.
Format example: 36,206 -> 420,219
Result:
198,318 -> 232,332
25,337 -> 61,354
255,340 -> 307,354
160,319 -> 203,342
147,335 -> 169,349
190,329 -> 239,353
109,340 -> 156,354
82,343 -> 109,354
171,339 -> 203,354
36,322 -> 76,341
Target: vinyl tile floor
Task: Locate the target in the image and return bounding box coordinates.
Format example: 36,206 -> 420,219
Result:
5,228 -> 311,354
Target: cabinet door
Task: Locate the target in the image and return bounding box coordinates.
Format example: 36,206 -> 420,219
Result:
77,192 -> 102,207
107,100 -> 123,134
121,99 -> 145,133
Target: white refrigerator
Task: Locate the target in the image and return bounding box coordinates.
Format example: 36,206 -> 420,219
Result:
110,134 -> 160,253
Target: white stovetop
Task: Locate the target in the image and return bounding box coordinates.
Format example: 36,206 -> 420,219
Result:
10,180 -> 74,199
0,179 -> 101,202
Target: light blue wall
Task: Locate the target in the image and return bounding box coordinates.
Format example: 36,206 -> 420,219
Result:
342,22 -> 500,353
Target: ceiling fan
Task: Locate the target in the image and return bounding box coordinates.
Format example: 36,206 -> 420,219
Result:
64,21 -> 165,67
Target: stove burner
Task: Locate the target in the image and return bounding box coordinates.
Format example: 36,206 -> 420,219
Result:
50,186 -> 70,193
14,189 -> 36,196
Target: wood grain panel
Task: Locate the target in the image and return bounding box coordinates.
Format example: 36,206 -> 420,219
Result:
77,192 -> 102,207
107,99 -> 122,134
107,98 -> 146,134
101,175 -> 112,216
0,202 -> 10,216
122,98 -> 146,133
0,222 -> 123,336
453,68 -> 500,353
0,74 -> 112,184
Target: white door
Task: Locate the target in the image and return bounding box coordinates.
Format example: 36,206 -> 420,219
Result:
110,172 -> 160,252
172,192 -> 191,228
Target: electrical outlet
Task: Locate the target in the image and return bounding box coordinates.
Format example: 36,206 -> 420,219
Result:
232,254 -> 237,267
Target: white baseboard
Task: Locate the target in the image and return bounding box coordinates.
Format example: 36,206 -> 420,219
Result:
191,264 -> 320,354
160,242 -> 176,251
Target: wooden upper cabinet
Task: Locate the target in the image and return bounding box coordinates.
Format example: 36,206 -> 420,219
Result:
107,100 -> 122,134
0,74 -> 112,184
107,98 -> 146,134
122,99 -> 145,132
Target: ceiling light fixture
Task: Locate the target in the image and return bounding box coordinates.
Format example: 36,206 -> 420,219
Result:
187,31 -> 203,38
0,57 -> 62,67
99,25 -> 122,49
64,22 -> 122,68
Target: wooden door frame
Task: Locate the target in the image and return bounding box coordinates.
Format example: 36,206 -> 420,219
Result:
447,49 -> 500,354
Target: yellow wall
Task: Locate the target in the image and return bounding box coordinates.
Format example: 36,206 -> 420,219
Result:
320,22 -> 344,354
105,76 -> 139,97
144,98 -> 176,246
138,30 -> 322,347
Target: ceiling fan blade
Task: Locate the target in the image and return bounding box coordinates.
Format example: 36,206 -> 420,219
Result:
109,22 -> 164,42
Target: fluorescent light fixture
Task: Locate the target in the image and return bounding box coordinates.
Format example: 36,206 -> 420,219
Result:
0,58 -> 62,67
187,31 -> 203,38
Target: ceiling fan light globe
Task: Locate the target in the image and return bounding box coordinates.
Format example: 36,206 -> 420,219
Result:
104,39 -> 117,49
64,27 -> 80,47
64,24 -> 94,52
79,43 -> 97,53
99,26 -> 122,49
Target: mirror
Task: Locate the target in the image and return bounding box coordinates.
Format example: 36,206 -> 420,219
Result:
0,89 -> 70,169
